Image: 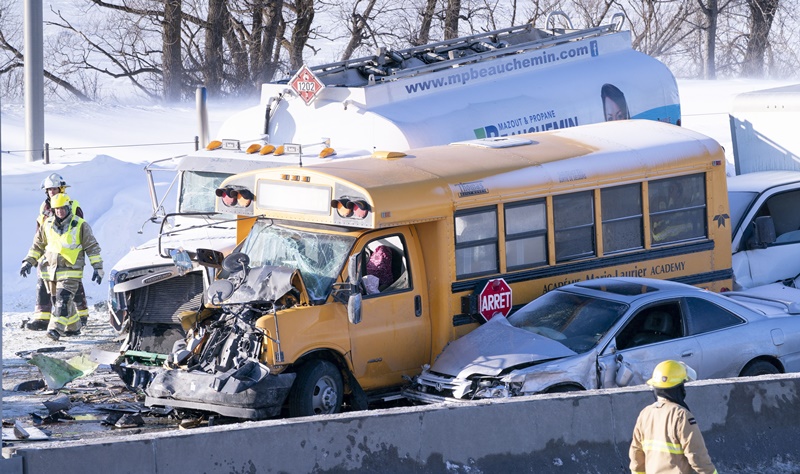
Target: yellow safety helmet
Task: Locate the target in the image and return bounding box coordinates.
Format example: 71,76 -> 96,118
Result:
51,193 -> 72,209
646,360 -> 696,388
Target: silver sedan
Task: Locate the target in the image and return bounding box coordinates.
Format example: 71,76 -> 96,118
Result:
403,277 -> 800,403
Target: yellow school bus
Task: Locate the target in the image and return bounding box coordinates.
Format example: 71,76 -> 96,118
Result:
145,120 -> 731,419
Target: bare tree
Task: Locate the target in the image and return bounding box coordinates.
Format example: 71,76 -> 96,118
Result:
443,0 -> 461,39
741,0 -> 779,76
163,0 -> 182,101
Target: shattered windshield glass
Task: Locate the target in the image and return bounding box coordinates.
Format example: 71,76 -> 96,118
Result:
179,171 -> 230,213
241,221 -> 355,302
507,291 -> 628,353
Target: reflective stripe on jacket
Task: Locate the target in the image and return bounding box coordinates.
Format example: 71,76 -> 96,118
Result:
629,398 -> 717,474
24,214 -> 102,281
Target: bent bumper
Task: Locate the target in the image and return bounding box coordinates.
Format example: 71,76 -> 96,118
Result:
145,367 -> 296,420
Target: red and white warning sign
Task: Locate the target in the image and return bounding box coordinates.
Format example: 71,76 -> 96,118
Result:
478,278 -> 512,321
289,65 -> 325,106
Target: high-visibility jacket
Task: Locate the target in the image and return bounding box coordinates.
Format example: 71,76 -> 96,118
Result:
25,214 -> 102,281
629,397 -> 717,474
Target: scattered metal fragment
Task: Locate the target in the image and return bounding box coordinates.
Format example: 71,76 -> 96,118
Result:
15,347 -> 66,358
110,364 -> 155,391
113,413 -> 144,429
43,394 -> 72,415
12,379 -> 46,392
13,421 -> 30,439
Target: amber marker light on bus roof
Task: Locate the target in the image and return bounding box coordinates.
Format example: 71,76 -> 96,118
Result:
319,147 -> 336,158
274,145 -> 285,156
206,140 -> 222,150
245,144 -> 262,154
260,144 -> 276,155
372,151 -> 406,159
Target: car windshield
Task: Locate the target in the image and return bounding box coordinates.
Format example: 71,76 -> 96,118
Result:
728,191 -> 759,237
507,290 -> 629,353
241,220 -> 355,302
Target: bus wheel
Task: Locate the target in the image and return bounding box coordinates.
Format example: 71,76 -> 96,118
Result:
288,360 -> 344,417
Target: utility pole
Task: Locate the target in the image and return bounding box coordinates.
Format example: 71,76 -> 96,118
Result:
25,0 -> 44,162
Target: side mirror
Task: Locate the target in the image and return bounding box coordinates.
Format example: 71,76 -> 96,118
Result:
348,253 -> 360,283
348,293 -> 362,324
751,216 -> 776,249
196,248 -> 224,268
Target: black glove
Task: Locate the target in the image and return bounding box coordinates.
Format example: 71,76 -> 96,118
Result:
20,261 -> 32,278
92,268 -> 104,285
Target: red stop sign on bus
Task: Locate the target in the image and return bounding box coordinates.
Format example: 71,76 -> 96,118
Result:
479,278 -> 512,321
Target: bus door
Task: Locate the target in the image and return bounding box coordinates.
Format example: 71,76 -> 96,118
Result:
347,229 -> 431,390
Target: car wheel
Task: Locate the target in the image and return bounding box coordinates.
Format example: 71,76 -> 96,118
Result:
543,384 -> 584,394
288,360 -> 344,417
740,360 -> 780,377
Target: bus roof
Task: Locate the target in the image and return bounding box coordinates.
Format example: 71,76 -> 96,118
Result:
220,120 -> 723,229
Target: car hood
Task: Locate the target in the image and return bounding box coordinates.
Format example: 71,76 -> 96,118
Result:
429,316 -> 577,379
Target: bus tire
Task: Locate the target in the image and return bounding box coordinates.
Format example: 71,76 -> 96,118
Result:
288,360 -> 344,417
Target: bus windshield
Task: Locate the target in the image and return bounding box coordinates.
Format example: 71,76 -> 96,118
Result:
241,221 -> 355,302
179,170 -> 231,213
727,191 -> 759,237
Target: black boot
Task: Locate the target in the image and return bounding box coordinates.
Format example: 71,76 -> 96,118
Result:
26,319 -> 49,331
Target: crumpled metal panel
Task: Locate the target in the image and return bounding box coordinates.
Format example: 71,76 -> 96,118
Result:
212,265 -> 297,305
429,316 -> 576,379
509,351 -> 599,394
145,365 -> 296,419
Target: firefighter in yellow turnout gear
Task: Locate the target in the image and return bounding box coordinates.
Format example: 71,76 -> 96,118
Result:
629,360 -> 717,474
20,193 -> 103,341
27,173 -> 90,331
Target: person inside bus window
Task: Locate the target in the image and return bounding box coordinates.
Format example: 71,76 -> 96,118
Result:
602,83 -> 630,121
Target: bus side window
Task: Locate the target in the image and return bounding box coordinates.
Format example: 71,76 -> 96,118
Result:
649,174 -> 707,245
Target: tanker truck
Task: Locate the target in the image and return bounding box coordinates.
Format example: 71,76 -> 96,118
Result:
108,12 -> 682,355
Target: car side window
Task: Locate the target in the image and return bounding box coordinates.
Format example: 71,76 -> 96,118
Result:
360,234 -> 411,296
615,303 -> 683,350
685,297 -> 744,335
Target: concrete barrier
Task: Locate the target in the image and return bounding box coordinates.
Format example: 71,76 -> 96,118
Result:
4,374 -> 800,473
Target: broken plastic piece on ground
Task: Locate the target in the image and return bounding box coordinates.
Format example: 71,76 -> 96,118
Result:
112,413 -> 145,429
178,418 -> 203,430
122,350 -> 168,366
111,364 -> 156,391
43,394 -> 72,415
28,353 -> 100,389
13,421 -> 30,439
12,379 -> 46,392
1,423 -> 50,442
15,346 -> 66,358
89,348 -> 122,366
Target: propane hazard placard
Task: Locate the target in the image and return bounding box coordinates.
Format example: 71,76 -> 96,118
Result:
290,65 -> 325,106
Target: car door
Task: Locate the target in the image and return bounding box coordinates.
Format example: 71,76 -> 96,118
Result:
738,188 -> 800,288
597,300 -> 702,388
681,296 -> 748,379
